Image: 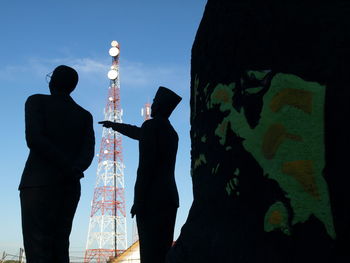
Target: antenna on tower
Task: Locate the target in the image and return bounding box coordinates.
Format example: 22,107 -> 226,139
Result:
141,101 -> 152,121
84,40 -> 127,263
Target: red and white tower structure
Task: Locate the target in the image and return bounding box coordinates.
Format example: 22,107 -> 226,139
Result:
84,40 -> 127,263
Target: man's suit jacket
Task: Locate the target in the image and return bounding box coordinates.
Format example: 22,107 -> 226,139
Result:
114,117 -> 179,213
19,94 -> 95,189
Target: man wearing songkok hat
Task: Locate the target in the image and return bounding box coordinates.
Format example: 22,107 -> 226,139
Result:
100,86 -> 182,263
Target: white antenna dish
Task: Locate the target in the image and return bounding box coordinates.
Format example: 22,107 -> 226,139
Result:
111,40 -> 119,47
107,69 -> 118,80
109,47 -> 120,57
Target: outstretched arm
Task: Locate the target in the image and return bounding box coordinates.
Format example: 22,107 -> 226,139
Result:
99,121 -> 141,140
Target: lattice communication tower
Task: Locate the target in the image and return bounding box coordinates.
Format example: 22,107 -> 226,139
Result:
84,40 -> 127,263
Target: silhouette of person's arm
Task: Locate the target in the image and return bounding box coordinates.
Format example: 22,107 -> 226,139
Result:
72,113 -> 95,177
25,95 -> 74,174
99,121 -> 141,140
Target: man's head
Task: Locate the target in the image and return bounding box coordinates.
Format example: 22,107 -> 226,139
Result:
151,86 -> 182,118
49,65 -> 79,95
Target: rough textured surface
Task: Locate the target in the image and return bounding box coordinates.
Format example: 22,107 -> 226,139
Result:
167,0 -> 350,262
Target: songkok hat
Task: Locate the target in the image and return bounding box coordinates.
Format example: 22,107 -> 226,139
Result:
154,86 -> 182,117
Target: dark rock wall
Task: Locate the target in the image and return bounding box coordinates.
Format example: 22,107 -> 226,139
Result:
168,0 -> 350,262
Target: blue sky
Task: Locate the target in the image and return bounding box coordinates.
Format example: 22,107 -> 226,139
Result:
0,0 -> 207,259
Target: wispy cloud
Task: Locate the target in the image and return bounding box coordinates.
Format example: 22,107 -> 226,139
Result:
72,58 -> 107,74
121,61 -> 188,90
0,57 -> 109,81
0,56 -> 189,91
0,65 -> 28,81
28,57 -> 109,77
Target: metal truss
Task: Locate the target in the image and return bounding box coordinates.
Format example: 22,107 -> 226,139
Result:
84,41 -> 127,263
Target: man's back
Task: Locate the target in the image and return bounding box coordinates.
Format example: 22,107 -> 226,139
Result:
19,93 -> 95,188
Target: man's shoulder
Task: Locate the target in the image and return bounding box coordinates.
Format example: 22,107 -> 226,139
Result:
26,93 -> 49,102
25,94 -> 50,109
26,94 -> 92,119
81,108 -> 93,121
141,118 -> 171,131
68,103 -> 93,124
73,102 -> 92,118
59,96 -> 93,120
141,118 -> 160,128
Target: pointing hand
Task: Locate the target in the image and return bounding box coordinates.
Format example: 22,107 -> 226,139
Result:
98,121 -> 115,128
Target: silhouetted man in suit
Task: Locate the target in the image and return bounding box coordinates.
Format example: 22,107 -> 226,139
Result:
100,86 -> 181,263
19,65 -> 95,263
